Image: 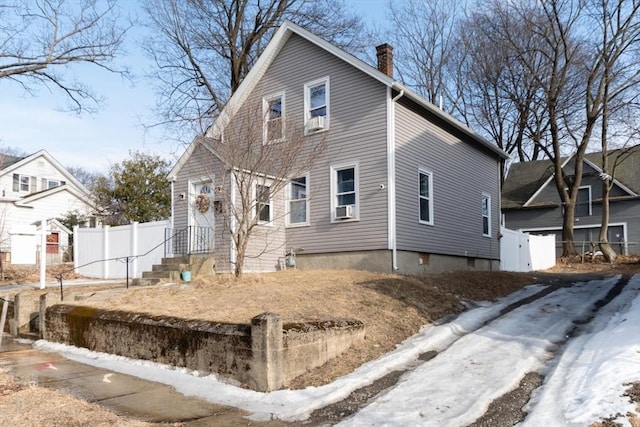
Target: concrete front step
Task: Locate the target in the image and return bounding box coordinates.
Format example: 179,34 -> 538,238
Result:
142,270 -> 182,280
152,263 -> 189,273
160,256 -> 190,265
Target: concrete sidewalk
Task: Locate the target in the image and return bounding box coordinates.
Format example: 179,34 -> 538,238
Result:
0,339 -> 291,426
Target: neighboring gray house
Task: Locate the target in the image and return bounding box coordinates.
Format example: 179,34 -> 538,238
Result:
168,21 -> 508,274
502,147 -> 640,256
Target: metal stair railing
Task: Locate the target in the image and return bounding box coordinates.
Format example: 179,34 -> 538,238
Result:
164,226 -> 214,257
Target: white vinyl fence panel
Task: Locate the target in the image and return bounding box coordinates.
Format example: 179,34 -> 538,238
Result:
500,227 -> 556,272
74,220 -> 170,279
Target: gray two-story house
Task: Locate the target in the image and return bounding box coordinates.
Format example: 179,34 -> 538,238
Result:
167,21 -> 508,274
502,147 -> 640,256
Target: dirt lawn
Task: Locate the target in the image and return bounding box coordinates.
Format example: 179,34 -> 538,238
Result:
1,259 -> 639,426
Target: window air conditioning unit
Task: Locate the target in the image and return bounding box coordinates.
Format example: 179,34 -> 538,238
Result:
335,205 -> 353,219
307,115 -> 326,131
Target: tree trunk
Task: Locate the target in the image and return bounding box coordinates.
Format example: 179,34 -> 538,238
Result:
599,180 -> 617,262
561,201 -> 578,257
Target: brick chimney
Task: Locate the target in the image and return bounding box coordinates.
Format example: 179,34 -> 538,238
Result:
376,43 -> 393,78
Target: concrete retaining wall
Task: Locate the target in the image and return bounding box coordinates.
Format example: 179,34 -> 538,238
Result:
295,249 -> 500,274
44,304 -> 364,391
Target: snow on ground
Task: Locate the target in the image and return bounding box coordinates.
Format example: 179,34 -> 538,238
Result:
521,274 -> 640,427
338,276 -> 620,427
32,276 -> 640,425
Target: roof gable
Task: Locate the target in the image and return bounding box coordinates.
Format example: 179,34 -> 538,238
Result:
1,150 -> 91,195
503,145 -> 640,209
170,21 -> 507,181
210,21 -> 507,158
167,137 -> 226,181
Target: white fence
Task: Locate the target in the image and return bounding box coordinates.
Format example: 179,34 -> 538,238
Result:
74,220 -> 170,279
500,227 -> 556,272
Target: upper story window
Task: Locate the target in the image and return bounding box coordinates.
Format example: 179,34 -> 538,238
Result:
264,92 -> 284,142
331,163 -> 358,221
287,175 -> 309,226
256,183 -> 272,224
482,193 -> 491,237
304,77 -> 330,133
12,173 -> 31,192
44,179 -> 64,189
575,186 -> 592,217
419,169 -> 434,225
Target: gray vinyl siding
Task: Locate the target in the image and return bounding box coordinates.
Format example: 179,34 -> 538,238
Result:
173,144 -> 234,270
173,143 -> 222,231
506,199 -> 640,255
504,158 -> 640,255
239,171 -> 287,273
244,33 -> 389,254
394,99 -> 501,260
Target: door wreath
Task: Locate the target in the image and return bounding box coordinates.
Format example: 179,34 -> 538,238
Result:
195,194 -> 211,213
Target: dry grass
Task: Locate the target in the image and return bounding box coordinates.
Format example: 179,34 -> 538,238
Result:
69,269 -> 536,388
0,263 -> 85,284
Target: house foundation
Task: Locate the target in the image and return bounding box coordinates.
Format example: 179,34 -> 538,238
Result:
295,249 -> 499,274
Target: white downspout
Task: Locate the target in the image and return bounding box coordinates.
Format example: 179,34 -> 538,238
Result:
229,172 -> 237,270
388,86 -> 404,271
170,180 -> 175,230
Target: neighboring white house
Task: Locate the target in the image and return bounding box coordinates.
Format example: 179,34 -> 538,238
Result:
0,150 -> 97,265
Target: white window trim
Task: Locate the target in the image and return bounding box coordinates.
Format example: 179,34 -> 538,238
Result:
577,185 -> 592,216
254,181 -> 273,226
482,192 -> 492,237
13,173 -> 31,193
304,76 -> 330,134
263,91 -> 285,144
46,179 -> 62,189
286,173 -> 310,228
418,168 -> 434,226
330,162 -> 359,223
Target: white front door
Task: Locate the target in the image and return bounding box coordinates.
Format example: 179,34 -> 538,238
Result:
190,181 -> 214,253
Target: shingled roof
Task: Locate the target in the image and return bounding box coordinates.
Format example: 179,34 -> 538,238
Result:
1,154 -> 25,169
502,145 -> 640,210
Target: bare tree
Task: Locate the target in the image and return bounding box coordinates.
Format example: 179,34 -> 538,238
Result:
458,3 -> 551,182
0,0 -> 129,113
388,0 -> 465,114
586,0 -> 640,262
199,101 -> 326,277
141,0 -> 368,139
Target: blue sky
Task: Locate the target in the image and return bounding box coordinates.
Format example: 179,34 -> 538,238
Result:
0,1 -> 387,173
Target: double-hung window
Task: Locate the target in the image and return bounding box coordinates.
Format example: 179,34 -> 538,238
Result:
264,93 -> 284,142
12,174 -> 30,192
419,169 -> 433,225
304,77 -> 329,132
482,193 -> 491,237
575,186 -> 592,217
331,163 -> 358,221
288,175 -> 309,226
256,184 -> 272,224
